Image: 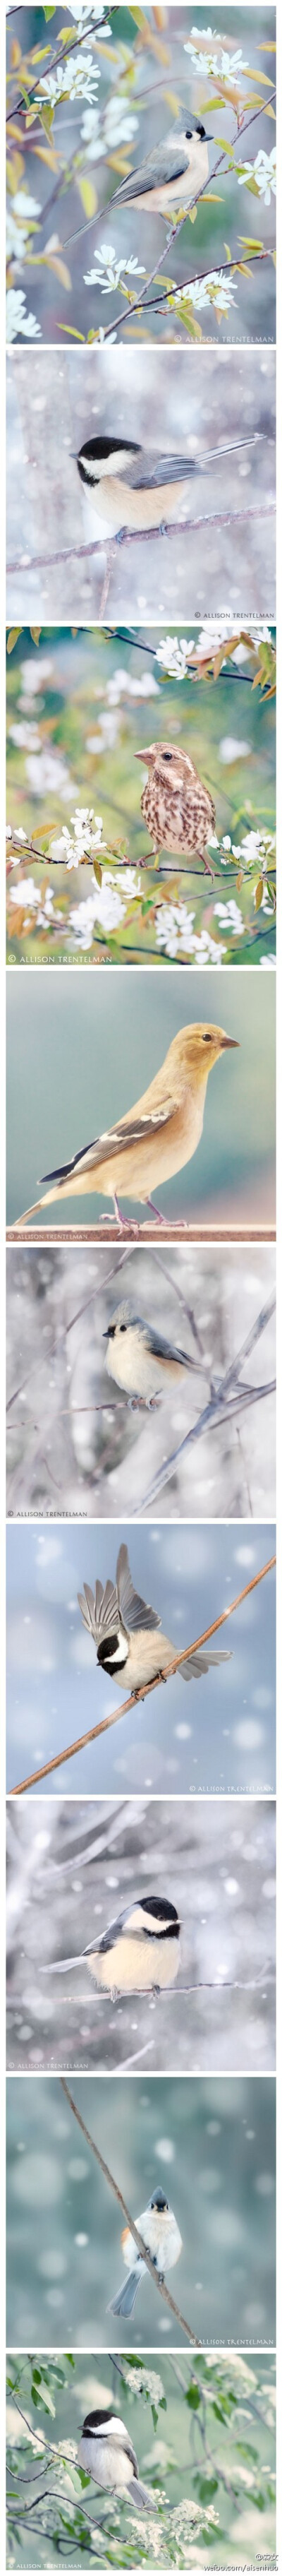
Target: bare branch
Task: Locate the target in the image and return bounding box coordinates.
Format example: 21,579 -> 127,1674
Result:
7,498 -> 275,580
136,1295 -> 276,1509
61,2077 -> 199,2342
10,1553 -> 275,1795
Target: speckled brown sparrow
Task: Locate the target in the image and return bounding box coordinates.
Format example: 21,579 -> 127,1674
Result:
135,740 -> 216,876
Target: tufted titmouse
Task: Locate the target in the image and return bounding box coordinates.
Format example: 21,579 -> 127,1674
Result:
106,113 -> 212,215
104,1301 -> 195,1405
108,2184 -> 183,2315
15,1020 -> 238,1229
78,1540 -> 232,1692
47,1892 -> 180,1996
78,2406 -> 157,2510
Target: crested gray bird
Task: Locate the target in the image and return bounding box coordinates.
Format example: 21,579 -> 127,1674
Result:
13,1020 -> 239,1230
109,112 -> 212,216
47,1893 -> 180,1996
78,1539 -> 232,1697
104,1300 -> 195,1406
75,431 -> 259,540
78,2406 -> 157,2509
108,2185 -> 183,2317
135,738 -> 216,874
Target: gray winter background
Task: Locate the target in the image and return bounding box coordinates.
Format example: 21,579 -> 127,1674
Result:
6,1794 -> 276,2075
6,1241 -> 276,1522
6,345 -> 275,621
6,1521 -> 276,1796
6,2072 -> 276,2347
6,966 -> 276,1229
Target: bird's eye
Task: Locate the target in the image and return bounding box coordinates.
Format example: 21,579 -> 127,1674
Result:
162,751 -> 173,762
119,1324 -> 127,1333
203,1032 -> 212,1043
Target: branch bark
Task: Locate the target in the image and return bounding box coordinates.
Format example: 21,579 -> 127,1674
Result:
7,498 -> 275,579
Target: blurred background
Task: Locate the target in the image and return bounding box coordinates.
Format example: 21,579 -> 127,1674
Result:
6,624 -> 276,966
6,1522 -> 276,1796
6,6 -> 276,343
6,1241 -> 276,1521
6,966 -> 276,1227
6,2071 -> 276,2346
6,345 -> 276,621
6,2348 -> 276,2570
6,1793 -> 276,2072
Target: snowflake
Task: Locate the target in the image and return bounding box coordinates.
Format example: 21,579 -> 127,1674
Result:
237,148 -> 276,205
84,243 -> 145,292
39,52 -> 100,104
6,290 -> 41,342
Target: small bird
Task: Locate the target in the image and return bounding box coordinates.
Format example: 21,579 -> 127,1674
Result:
104,1300 -> 195,1407
47,1893 -> 180,1996
13,1020 -> 239,1229
109,113 -> 212,217
78,1539 -> 232,1696
75,431 -> 259,540
108,2184 -> 183,2316
135,740 -> 216,875
78,2406 -> 157,2510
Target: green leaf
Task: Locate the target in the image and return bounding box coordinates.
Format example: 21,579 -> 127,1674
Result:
186,2384 -> 201,2409
6,628 -> 23,653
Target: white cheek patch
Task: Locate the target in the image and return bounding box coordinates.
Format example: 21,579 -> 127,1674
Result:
109,1635 -> 129,1667
82,449 -> 135,482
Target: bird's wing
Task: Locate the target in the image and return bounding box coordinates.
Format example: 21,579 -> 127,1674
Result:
40,1099 -> 176,1188
132,452 -> 196,489
114,136 -> 189,203
84,1904 -> 130,1957
116,1542 -> 161,1635
78,1576 -> 121,1642
145,1323 -> 192,1368
179,1649 -> 233,1682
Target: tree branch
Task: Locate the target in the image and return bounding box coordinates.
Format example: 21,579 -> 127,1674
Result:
6,16 -> 110,124
60,2077 -> 199,2342
135,1294 -> 276,1510
7,498 -> 275,580
10,1553 -> 275,1795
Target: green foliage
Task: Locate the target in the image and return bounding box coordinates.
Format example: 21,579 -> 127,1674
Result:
6,2349 -> 276,2568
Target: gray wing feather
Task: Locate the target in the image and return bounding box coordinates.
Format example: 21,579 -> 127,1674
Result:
144,1323 -> 192,1368
78,1576 -> 121,1642
114,137 -> 188,203
132,453 -> 196,490
116,1543 -> 160,1635
179,1650 -> 233,1682
42,1101 -> 175,1188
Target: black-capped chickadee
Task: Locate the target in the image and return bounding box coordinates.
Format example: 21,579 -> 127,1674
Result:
108,2184 -> 183,2316
109,113 -> 212,215
104,1300 -> 195,1405
78,2406 -> 157,2510
47,1893 -> 180,1996
78,1541 -> 232,1694
76,432 -> 260,541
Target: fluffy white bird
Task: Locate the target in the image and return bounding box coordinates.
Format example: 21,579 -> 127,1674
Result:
108,2184 -> 183,2316
47,1893 -> 180,1996
78,2406 -> 157,2510
104,1300 -> 195,1406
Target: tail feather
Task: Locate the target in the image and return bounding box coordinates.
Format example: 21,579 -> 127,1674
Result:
180,1648 -> 232,1681
108,2268 -> 139,2317
12,1186 -> 61,1227
42,1955 -> 82,1974
130,2479 -> 158,2513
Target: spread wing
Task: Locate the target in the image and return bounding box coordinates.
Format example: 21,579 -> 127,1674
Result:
40,1099 -> 176,1188
116,1542 -> 160,1635
114,136 -> 188,203
78,1575 -> 121,1644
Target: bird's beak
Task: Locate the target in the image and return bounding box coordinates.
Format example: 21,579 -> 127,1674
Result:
220,1035 -> 240,1049
134,746 -> 152,761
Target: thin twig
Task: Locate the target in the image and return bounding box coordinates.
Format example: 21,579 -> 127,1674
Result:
6,1245 -> 129,1414
61,2077 -> 199,2342
136,1294 -> 276,1509
7,498 -> 275,580
10,1553 -> 275,1795
6,16 -> 109,124
105,247 -> 273,342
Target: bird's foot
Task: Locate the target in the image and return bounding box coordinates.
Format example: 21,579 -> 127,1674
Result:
145,1198 -> 166,1225
152,1984 -> 161,1996
128,1395 -> 147,1411
115,525 -> 127,546
113,1195 -> 140,1237
202,849 -> 215,880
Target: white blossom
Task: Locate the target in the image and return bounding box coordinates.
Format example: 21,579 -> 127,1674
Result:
155,903 -> 226,962
175,269 -> 238,316
25,749 -> 73,801
214,898 -> 244,933
237,148 -> 276,205
156,635 -> 190,679
122,2366 -> 164,2401
81,97 -> 138,159
6,290 -> 41,342
6,189 -> 40,263
107,667 -> 159,703
84,242 -> 145,292
39,52 -> 100,104
184,33 -> 248,79
20,656 -> 53,698
219,735 -> 251,762
51,809 -> 105,866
